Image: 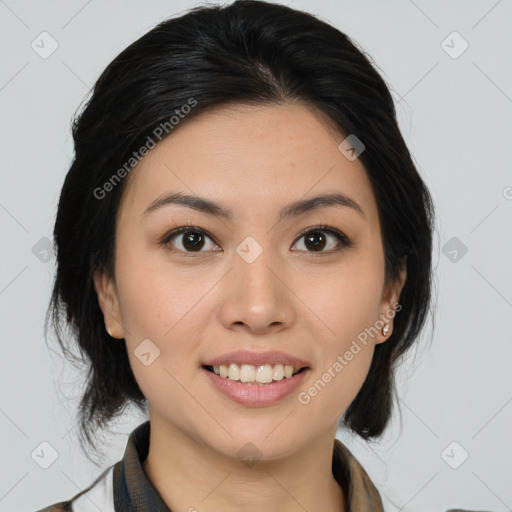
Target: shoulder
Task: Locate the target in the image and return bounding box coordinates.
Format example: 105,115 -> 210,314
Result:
333,438 -> 384,510
33,465 -> 116,512
34,502 -> 72,512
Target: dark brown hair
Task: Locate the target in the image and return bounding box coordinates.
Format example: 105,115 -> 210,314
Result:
46,0 -> 435,459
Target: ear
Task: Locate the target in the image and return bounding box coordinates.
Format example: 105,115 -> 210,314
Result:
375,257 -> 407,344
93,268 -> 125,339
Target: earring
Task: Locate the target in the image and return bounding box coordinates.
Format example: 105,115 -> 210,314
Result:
382,323 -> 390,336
106,327 -> 113,338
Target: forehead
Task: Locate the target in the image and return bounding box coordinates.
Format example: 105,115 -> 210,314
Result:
118,102 -> 378,224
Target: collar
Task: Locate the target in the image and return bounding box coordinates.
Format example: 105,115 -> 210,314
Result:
112,420 -> 384,511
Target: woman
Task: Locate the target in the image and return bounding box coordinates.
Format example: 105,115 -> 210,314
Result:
38,1 -> 435,510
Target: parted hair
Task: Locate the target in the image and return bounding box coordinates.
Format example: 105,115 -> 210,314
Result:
46,0 -> 435,457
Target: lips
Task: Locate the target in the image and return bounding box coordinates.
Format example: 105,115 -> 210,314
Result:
202,350 -> 311,369
201,364 -> 311,406
200,350 -> 311,406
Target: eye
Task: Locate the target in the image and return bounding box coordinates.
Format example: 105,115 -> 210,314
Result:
160,226 -> 220,255
160,224 -> 351,256
291,225 -> 350,253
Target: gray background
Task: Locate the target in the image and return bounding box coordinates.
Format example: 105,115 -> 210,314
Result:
1,1 -> 511,511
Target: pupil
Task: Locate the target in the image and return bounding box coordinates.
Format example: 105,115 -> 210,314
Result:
305,232 -> 326,251
184,231 -> 204,251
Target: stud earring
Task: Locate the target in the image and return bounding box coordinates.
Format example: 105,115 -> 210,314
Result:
382,323 -> 390,336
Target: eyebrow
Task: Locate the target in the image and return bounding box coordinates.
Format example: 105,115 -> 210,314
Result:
142,191 -> 365,221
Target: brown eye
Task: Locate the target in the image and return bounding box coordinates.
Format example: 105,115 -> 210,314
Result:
292,226 -> 349,253
162,227 -> 219,254
160,224 -> 350,256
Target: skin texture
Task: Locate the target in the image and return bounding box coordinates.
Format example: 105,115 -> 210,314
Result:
94,102 -> 406,512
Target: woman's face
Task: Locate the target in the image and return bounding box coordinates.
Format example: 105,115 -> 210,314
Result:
95,102 -> 405,460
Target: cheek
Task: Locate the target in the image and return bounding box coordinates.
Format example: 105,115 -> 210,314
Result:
294,251 -> 383,417
117,273 -> 206,422
297,326 -> 376,428
302,251 -> 385,346
114,235 -> 212,341
113,248 -> 208,397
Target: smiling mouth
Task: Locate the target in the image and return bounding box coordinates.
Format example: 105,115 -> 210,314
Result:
202,364 -> 309,385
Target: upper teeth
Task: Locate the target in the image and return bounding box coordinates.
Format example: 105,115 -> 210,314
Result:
211,363 -> 301,384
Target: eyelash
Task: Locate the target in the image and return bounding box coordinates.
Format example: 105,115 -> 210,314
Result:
159,224 -> 352,256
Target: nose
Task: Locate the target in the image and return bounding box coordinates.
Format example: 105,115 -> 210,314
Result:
218,243 -> 294,334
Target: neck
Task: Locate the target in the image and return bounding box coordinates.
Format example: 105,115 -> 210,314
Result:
142,414 -> 345,512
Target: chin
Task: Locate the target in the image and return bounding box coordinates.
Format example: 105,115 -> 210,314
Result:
197,420 -> 309,462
